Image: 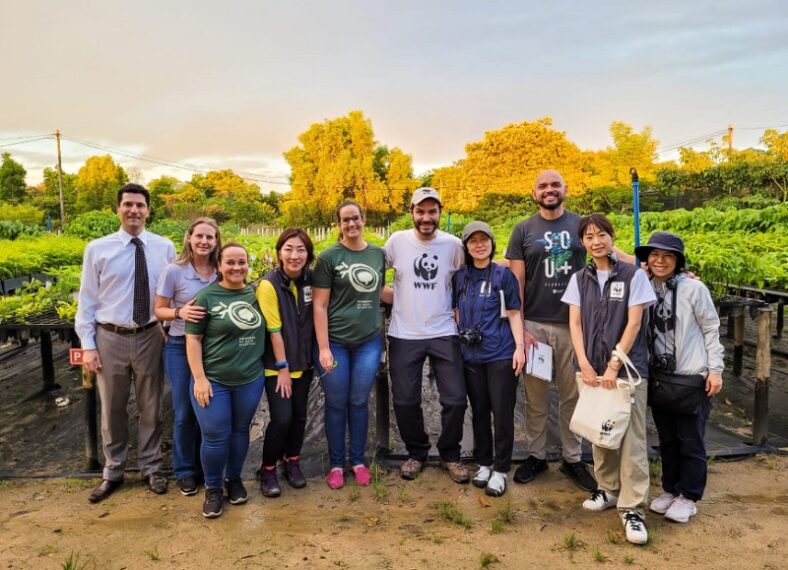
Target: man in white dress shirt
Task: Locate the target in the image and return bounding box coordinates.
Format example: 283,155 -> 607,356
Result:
76,183 -> 176,503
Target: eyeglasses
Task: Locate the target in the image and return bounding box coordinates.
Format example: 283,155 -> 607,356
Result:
340,215 -> 362,224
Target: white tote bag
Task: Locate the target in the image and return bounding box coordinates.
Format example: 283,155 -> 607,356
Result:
569,345 -> 642,450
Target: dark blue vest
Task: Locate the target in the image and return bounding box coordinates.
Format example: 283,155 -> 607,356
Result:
262,268 -> 315,372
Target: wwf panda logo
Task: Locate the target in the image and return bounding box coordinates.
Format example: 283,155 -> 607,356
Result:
413,253 -> 439,280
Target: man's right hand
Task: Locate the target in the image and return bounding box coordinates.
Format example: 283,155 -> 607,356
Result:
523,328 -> 538,351
82,349 -> 102,373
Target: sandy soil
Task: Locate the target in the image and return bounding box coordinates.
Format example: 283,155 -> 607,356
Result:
1,455 -> 786,570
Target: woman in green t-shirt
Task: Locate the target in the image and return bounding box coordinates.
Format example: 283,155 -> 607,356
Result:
313,201 -> 386,490
186,243 -> 266,518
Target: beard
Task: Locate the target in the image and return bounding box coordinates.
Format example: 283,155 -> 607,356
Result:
536,194 -> 564,210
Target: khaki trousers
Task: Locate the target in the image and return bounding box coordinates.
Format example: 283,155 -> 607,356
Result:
524,320 -> 582,462
95,325 -> 165,481
592,379 -> 650,514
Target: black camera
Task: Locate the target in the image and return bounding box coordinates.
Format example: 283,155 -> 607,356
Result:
459,328 -> 482,346
649,353 -> 676,372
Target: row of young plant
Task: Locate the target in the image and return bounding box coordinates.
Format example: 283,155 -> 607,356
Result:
0,205 -> 785,325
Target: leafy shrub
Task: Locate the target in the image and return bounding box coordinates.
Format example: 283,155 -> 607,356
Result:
64,210 -> 119,240
0,203 -> 45,226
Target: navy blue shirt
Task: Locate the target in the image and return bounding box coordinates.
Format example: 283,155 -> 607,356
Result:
452,264 -> 521,363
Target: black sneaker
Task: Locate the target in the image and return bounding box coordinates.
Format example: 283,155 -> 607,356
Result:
559,460 -> 598,492
259,468 -> 282,498
513,456 -> 548,484
283,458 -> 307,489
178,476 -> 199,496
202,487 -> 224,518
224,478 -> 248,505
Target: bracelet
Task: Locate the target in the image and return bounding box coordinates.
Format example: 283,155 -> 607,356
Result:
275,360 -> 289,370
174,308 -> 180,320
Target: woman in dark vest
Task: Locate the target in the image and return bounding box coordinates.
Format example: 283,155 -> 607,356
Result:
452,221 -> 525,497
255,228 -> 316,498
561,214 -> 656,545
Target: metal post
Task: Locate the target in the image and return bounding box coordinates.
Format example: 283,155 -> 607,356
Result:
55,129 -> 65,230
630,168 -> 641,251
775,301 -> 784,340
752,307 -> 772,445
39,330 -> 59,392
733,308 -> 744,377
375,308 -> 390,456
74,331 -> 101,471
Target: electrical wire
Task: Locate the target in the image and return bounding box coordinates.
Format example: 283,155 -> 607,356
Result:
0,136 -> 53,149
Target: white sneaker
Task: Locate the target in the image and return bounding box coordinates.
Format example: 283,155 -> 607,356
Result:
583,489 -> 618,511
649,491 -> 675,514
664,495 -> 698,523
622,510 -> 649,544
472,465 -> 492,488
485,471 -> 507,497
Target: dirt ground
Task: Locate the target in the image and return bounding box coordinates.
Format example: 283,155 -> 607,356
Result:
1,454 -> 786,570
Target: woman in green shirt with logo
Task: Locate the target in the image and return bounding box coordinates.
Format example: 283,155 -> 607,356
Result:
186,243 -> 266,518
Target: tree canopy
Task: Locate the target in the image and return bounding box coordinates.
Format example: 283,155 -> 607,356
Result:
0,152 -> 28,203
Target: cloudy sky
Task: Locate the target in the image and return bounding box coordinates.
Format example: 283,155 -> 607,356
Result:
1,0 -> 786,190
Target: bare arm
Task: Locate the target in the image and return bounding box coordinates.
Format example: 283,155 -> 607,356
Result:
269,331 -> 292,398
599,304 -> 646,388
508,259 -> 537,350
612,246 -> 636,266
380,285 -> 393,305
186,334 -> 212,407
506,308 -> 526,375
312,287 -> 334,372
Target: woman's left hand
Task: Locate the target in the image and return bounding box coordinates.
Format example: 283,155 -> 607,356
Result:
512,345 -> 525,376
276,369 -> 293,398
706,371 -> 723,397
600,367 -> 618,390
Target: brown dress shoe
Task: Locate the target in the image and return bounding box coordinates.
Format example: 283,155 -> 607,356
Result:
441,460 -> 470,484
88,479 -> 123,503
400,458 -> 425,480
147,472 -> 168,495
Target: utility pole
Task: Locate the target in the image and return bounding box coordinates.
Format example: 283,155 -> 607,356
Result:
54,129 -> 65,229
726,124 -> 734,160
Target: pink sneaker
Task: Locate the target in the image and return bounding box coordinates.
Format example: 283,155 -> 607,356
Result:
326,468 -> 345,490
352,465 -> 372,486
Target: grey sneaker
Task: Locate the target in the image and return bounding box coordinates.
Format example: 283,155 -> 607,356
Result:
664,495 -> 697,523
472,466 -> 492,488
583,489 -> 618,511
649,491 -> 675,514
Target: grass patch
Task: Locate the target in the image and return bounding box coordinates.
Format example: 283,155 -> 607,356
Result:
496,500 -> 516,524
337,513 -> 351,523
398,485 -> 409,503
479,552 -> 499,567
61,552 -> 87,570
431,535 -> 444,545
371,461 -> 389,502
438,500 -> 473,529
490,518 -> 504,534
606,528 -> 623,545
0,479 -> 11,489
755,453 -> 778,470
144,546 -> 160,561
348,487 -> 360,502
592,548 -> 608,563
648,459 -> 662,483
623,555 -> 635,565
563,532 -> 581,551
706,454 -> 717,467
38,545 -> 59,556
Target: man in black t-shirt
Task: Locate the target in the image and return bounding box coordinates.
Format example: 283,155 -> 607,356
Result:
505,170 -> 597,492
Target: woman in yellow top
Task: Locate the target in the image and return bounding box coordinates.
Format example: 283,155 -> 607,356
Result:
255,228 -> 316,498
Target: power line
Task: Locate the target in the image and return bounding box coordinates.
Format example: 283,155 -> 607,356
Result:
0,136 -> 53,149
0,134 -> 50,142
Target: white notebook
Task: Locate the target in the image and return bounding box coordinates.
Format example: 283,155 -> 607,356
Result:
526,343 -> 553,382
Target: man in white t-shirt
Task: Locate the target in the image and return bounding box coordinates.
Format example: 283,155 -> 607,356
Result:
385,187 -> 469,484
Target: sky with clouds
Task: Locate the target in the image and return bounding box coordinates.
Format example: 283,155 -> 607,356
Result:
1,0 -> 786,190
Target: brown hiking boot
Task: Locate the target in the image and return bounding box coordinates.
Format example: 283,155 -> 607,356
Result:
400,458 -> 425,480
441,460 -> 470,484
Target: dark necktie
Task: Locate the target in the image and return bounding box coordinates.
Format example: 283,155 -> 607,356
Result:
131,237 -> 150,326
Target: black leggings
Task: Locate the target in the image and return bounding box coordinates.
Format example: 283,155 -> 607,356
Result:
261,370 -> 313,467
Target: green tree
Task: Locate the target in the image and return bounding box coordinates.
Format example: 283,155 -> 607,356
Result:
282,110 -> 418,225
0,152 -> 28,203
74,155 -> 128,213
587,122 -> 659,188
148,175 -> 181,219
762,129 -> 788,161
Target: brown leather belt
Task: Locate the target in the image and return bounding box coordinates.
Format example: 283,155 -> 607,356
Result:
98,321 -> 159,335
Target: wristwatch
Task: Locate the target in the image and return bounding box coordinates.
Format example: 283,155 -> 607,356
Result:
174,308 -> 180,320
275,360 -> 289,370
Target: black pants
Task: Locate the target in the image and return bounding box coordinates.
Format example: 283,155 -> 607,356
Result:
261,370 -> 313,467
465,359 -> 518,472
651,396 -> 711,502
388,336 -> 467,462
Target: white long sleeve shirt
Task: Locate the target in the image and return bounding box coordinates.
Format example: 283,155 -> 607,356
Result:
75,229 -> 175,350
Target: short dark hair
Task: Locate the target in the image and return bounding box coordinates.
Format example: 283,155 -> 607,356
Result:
577,213 -> 615,240
276,227 -> 315,268
117,183 -> 151,206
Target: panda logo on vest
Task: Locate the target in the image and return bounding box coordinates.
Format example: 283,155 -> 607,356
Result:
609,281 -> 625,300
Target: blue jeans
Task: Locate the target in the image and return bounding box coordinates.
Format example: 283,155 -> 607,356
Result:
164,337 -> 201,480
190,375 -> 265,489
316,335 -> 382,468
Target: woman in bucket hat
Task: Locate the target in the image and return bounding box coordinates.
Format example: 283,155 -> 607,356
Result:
635,232 -> 724,524
452,221 -> 526,497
